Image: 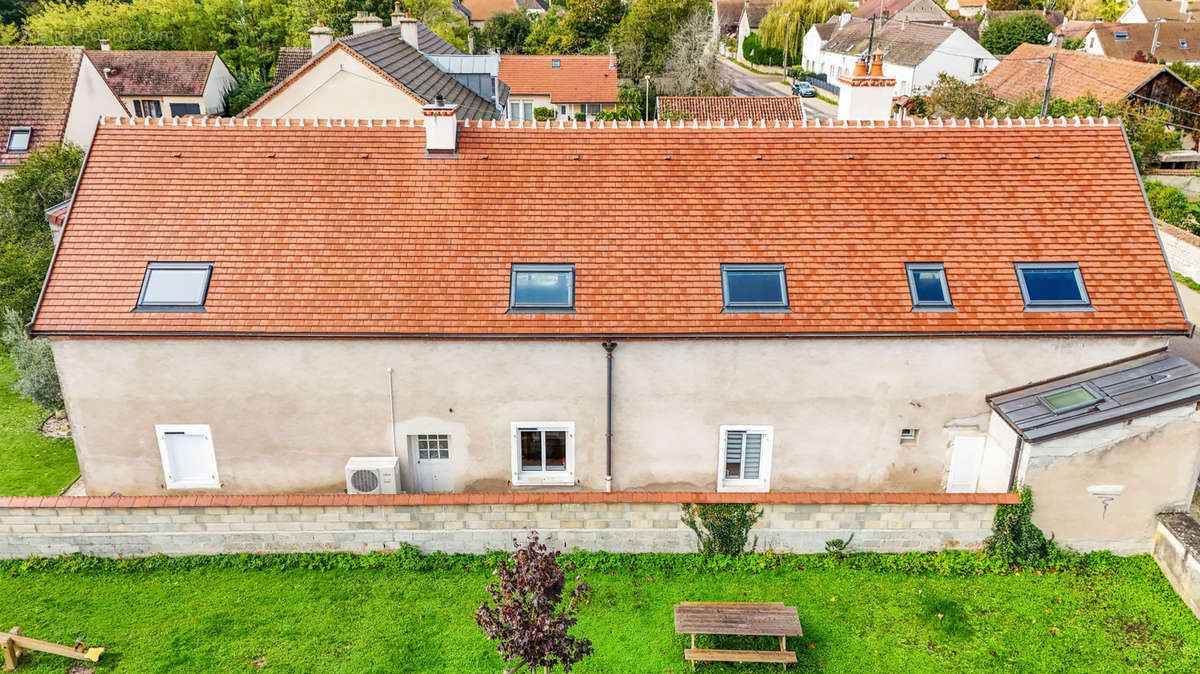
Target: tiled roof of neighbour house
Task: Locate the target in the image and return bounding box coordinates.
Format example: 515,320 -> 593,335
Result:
742,1 -> 775,29
1128,0 -> 1186,21
853,0 -> 949,20
814,20 -> 839,40
30,116 -> 1188,337
822,19 -> 958,68
716,0 -> 744,34
951,19 -> 980,41
85,50 -> 217,96
498,55 -> 618,102
456,0 -> 547,22
0,46 -> 85,167
273,47 -> 312,85
244,24 -> 501,119
1090,22 -> 1200,63
657,96 -> 806,121
988,349 -> 1200,442
977,44 -> 1182,104
1058,19 -> 1113,40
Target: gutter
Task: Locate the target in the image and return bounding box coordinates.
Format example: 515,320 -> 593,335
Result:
26,329 -> 1189,340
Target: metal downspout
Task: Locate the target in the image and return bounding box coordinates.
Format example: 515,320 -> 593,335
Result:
602,339 -> 617,492
1006,436 -> 1023,492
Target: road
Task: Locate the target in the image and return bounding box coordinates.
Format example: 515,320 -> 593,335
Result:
716,58 -> 835,121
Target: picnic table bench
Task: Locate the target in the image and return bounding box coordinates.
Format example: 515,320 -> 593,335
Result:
673,602 -> 803,670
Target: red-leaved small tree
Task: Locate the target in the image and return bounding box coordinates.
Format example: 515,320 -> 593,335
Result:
475,533 -> 593,673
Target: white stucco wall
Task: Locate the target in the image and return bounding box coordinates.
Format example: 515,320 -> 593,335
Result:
202,55 -> 238,114
802,26 -> 826,73
52,335 -> 1167,497
246,47 -> 426,119
63,56 -> 129,150
818,29 -> 995,96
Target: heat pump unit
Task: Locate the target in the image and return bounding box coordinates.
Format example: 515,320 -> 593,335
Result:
345,456 -> 401,494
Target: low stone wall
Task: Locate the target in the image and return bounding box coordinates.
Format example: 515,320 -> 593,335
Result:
1157,220 -> 1200,282
1153,513 -> 1200,621
0,492 -> 1013,558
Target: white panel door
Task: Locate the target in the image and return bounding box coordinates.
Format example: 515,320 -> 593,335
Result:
412,435 -> 451,493
947,435 -> 986,493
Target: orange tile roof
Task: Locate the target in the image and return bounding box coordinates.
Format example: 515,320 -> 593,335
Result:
498,55 -> 619,103
658,97 -> 806,121
30,116 -> 1187,338
977,44 -> 1172,104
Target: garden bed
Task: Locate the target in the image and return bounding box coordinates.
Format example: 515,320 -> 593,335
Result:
0,551 -> 1196,672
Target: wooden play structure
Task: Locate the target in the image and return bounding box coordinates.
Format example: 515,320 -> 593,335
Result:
1,627 -> 105,671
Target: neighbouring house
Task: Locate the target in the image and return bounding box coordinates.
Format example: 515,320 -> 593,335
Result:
801,17 -> 842,73
0,46 -> 127,177
837,52 -> 897,121
453,0 -> 548,29
31,107 -> 1200,553
656,96 -> 806,121
810,18 -> 997,96
1056,19 -> 1113,45
86,44 -> 236,117
1085,22 -> 1200,65
243,11 -> 504,120
945,0 -> 987,17
1119,0 -> 1192,23
852,0 -> 951,22
978,44 -> 1193,106
714,0 -> 745,40
498,55 -> 619,122
737,1 -> 775,63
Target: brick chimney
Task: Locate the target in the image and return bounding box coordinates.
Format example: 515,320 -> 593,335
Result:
423,95 -> 459,157
392,8 -> 420,48
351,10 -> 384,35
308,21 -> 333,51
836,51 -> 896,121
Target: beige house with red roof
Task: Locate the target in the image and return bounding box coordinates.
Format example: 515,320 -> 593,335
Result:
87,45 -> 236,117
31,104 -> 1200,552
0,46 -> 127,176
498,55 -> 619,121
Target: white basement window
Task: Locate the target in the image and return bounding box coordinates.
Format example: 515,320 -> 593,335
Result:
155,424 -> 221,489
718,425 -> 773,492
136,262 -> 213,312
511,422 -> 575,486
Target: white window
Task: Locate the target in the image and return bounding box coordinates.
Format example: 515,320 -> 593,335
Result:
511,422 -> 574,486
508,100 -> 534,121
583,103 -> 601,119
717,425 -> 773,492
946,435 -> 985,493
155,424 -> 220,489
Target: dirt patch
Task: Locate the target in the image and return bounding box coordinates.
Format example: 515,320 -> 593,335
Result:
40,410 -> 71,438
252,656 -> 266,669
66,666 -> 94,674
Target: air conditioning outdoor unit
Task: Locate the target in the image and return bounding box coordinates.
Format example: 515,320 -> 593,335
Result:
345,456 -> 401,494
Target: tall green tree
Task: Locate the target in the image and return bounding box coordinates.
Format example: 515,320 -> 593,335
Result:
0,21 -> 17,43
523,6 -> 576,53
612,0 -> 708,79
757,0 -> 850,64
479,8 -> 532,53
563,0 -> 625,50
979,11 -> 1053,55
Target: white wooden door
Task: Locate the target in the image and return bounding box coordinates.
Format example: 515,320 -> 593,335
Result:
947,435 -> 986,493
412,434 -> 451,493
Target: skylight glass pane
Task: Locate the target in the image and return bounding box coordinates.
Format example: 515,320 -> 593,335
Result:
7,128 -> 30,152
139,263 -> 212,307
722,265 -> 787,309
1017,265 -> 1087,305
511,265 -> 573,308
1039,385 -> 1101,414
906,263 -> 951,307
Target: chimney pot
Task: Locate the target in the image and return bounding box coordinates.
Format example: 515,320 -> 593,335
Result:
351,11 -> 384,35
99,39 -> 111,51
423,97 -> 459,156
308,22 -> 334,51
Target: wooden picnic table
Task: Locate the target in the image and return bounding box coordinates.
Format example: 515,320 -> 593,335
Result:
673,602 -> 803,670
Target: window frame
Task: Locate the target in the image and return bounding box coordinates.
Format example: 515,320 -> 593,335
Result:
509,263 -> 575,312
716,425 -> 773,492
154,423 -> 221,489
133,99 -> 163,117
510,421 -> 575,486
720,263 -> 790,312
1013,262 -> 1092,311
135,261 -> 214,312
168,102 -> 202,116
1036,381 -> 1104,415
6,126 -> 31,153
904,262 -> 954,312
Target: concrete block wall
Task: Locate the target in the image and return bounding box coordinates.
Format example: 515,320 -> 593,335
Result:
0,492 -> 1011,558
1157,220 -> 1200,282
1154,514 -> 1200,621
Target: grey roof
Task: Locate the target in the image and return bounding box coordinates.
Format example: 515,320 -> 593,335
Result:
340,26 -> 501,119
822,19 -> 958,68
814,21 -> 838,40
988,350 -> 1200,443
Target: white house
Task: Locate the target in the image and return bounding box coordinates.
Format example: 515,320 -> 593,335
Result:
1084,22 -> 1200,66
737,1 -> 776,63
814,18 -> 997,96
1118,0 -> 1191,23
0,46 -> 128,178
86,43 -> 236,117
945,0 -> 987,17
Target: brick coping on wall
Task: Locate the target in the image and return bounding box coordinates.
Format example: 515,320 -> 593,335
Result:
0,492 -> 1020,509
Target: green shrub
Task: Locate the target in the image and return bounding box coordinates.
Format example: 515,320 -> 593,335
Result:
742,33 -> 783,66
1,308 -> 62,411
1145,180 -> 1200,232
986,486 -> 1058,564
574,112 -> 586,121
1062,37 -> 1085,50
825,533 -> 854,559
681,503 -> 762,555
597,106 -> 639,121
533,106 -> 556,121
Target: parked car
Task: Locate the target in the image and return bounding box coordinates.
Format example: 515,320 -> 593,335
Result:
792,81 -> 816,98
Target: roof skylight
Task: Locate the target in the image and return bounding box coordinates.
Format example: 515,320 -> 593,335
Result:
721,264 -> 789,312
1015,263 -> 1090,310
905,263 -> 953,311
6,127 -> 30,153
136,262 -> 213,311
510,264 -> 574,311
1038,383 -> 1102,414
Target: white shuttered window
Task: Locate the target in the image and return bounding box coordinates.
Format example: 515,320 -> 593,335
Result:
717,425 -> 773,492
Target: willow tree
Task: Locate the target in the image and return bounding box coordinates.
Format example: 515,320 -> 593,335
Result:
757,0 -> 850,65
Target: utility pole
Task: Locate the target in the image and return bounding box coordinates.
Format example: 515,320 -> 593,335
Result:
783,12 -> 792,72
1040,52 -> 1056,118
867,15 -> 876,58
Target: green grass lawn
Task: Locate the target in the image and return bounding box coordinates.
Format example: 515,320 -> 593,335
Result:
1,556 -> 1197,672
0,354 -> 78,495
